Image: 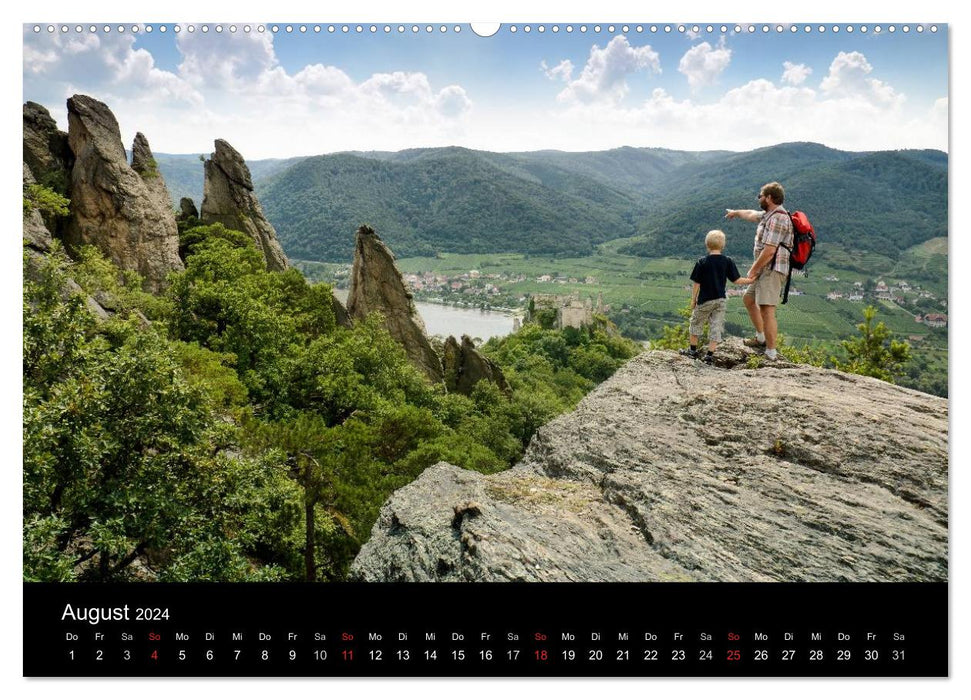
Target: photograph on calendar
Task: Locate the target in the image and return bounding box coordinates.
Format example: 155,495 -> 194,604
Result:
23,22 -> 947,586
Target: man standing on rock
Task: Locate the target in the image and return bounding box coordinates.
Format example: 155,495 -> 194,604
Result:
724,182 -> 793,361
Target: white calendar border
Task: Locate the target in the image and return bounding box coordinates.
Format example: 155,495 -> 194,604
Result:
5,0 -> 962,698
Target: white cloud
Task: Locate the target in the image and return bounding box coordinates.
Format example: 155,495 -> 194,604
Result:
782,61 -> 812,86
177,30 -> 277,91
557,36 -> 660,105
820,51 -> 903,107
22,26 -> 202,108
540,59 -> 573,83
535,62 -> 940,154
23,27 -> 474,158
678,38 -> 732,90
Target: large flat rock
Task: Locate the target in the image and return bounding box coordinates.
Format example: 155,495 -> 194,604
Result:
352,351 -> 947,582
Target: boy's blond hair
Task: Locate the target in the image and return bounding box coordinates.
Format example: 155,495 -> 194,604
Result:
705,229 -> 726,252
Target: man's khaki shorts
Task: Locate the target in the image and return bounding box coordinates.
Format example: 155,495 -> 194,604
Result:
689,298 -> 727,341
744,270 -> 785,307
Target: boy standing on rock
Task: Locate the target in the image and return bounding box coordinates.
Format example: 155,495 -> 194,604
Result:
680,230 -> 751,364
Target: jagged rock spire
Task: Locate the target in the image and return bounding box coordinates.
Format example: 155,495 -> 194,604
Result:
200,139 -> 289,272
64,95 -> 183,292
347,225 -> 444,383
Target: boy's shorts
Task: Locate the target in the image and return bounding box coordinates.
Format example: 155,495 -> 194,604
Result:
689,298 -> 727,341
744,270 -> 785,306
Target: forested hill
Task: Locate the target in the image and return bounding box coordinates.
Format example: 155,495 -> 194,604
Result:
621,143 -> 948,260
154,142 -> 947,263
258,148 -> 643,261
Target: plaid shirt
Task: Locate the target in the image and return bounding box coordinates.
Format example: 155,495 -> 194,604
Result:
754,207 -> 794,275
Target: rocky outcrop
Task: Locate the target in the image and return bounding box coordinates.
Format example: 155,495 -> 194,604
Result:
64,95 -> 183,293
23,163 -> 54,251
200,139 -> 289,272
130,132 -> 177,232
352,350 -> 947,582
347,225 -> 444,383
23,101 -> 73,192
443,335 -> 508,395
179,197 -> 199,220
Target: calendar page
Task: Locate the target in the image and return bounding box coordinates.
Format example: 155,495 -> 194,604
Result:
21,16 -> 949,678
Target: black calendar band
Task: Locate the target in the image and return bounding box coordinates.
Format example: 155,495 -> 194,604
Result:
24,582 -> 947,677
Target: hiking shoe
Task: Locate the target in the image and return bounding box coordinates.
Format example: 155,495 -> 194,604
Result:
743,336 -> 767,348
679,348 -> 699,359
702,353 -> 715,365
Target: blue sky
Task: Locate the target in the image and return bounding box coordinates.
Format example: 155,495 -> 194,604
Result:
23,20 -> 947,159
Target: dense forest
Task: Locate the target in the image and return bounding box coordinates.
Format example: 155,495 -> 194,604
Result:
23,224 -> 639,582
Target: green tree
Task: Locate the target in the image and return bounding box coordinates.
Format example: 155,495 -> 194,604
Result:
836,305 -> 912,383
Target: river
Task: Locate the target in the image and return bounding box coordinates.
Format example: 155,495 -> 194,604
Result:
332,289 -> 517,342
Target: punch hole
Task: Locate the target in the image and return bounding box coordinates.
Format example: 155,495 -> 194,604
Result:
594,25 -> 601,33
510,26 -> 518,33
159,25 -> 167,33
678,25 -> 685,33
470,23 -> 499,37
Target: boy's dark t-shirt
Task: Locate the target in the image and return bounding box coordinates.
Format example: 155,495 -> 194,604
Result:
690,254 -> 741,305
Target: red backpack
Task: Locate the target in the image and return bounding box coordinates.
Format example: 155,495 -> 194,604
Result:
787,210 -> 816,270
770,208 -> 817,304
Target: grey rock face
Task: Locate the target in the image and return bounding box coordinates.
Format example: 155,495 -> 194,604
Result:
179,197 -> 199,220
347,225 -> 444,383
352,351 -> 947,582
443,335 -> 509,395
200,139 -> 289,272
23,101 -> 73,189
64,95 -> 183,293
131,132 -> 177,234
23,163 -> 54,251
